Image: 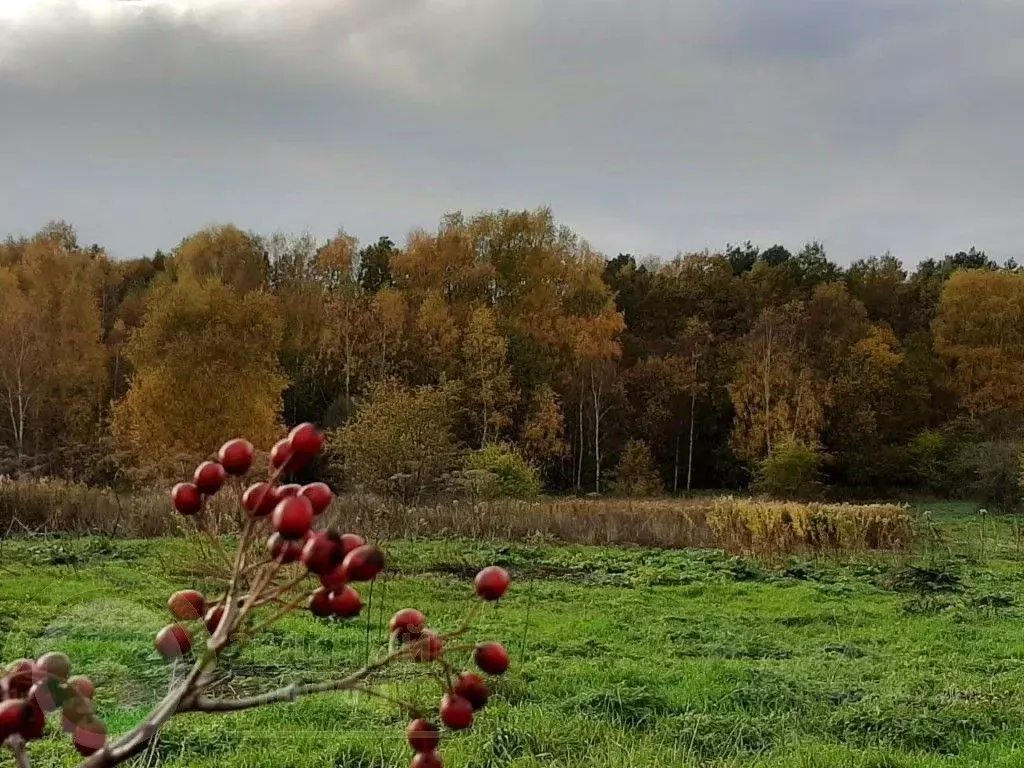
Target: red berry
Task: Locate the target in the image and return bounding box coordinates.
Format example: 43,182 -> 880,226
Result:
309,587 -> 333,618
330,585 -> 363,618
339,532 -> 366,557
411,752 -> 443,768
73,717 -> 107,756
171,482 -> 203,515
406,718 -> 440,752
67,676 -> 95,699
453,672 -> 489,710
272,496 -> 315,539
155,624 -> 192,658
474,642 -> 509,675
242,482 -> 278,518
61,694 -> 94,730
474,566 -> 511,601
411,630 -> 444,662
3,659 -> 37,697
36,651 -> 71,681
439,693 -> 473,730
0,698 -> 44,741
268,532 -> 304,563
19,699 -> 45,740
301,530 -> 344,575
0,700 -> 24,741
270,438 -> 294,471
389,608 -> 426,640
343,544 -> 384,582
168,589 -> 206,621
320,564 -> 348,590
218,438 -> 254,475
193,461 -> 226,494
289,422 -> 325,457
278,483 -> 302,498
29,680 -> 59,713
300,482 -> 334,514
203,606 -> 226,634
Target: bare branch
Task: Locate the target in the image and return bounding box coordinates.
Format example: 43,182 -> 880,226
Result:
7,736 -> 32,768
189,647 -> 405,713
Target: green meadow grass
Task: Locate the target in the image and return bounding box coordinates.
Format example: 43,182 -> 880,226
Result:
3,503 -> 1024,767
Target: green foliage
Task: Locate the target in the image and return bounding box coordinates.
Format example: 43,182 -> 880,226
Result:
612,439 -> 664,497
754,440 -> 825,499
948,440 -> 1024,513
464,442 -> 542,499
907,429 -> 947,491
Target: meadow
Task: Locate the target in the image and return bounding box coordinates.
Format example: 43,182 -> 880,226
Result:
3,500 -> 1024,767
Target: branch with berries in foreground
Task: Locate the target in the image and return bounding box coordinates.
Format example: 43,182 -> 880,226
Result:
1,424 -> 513,768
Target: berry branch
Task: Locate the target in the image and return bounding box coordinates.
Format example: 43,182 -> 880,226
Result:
1,424 -> 513,768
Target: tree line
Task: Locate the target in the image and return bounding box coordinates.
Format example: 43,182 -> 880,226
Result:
1,211 -> 1021,503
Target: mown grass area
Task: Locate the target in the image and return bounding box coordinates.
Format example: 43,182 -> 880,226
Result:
3,503 -> 1024,767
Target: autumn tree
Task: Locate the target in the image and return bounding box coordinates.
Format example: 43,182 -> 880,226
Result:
367,288 -> 408,382
729,302 -> 825,462
113,275 -> 287,480
566,305 -> 625,493
613,439 -> 663,496
173,225 -> 268,293
933,269 -> 1024,428
317,231 -> 368,419
335,379 -> 460,499
521,384 -> 568,469
266,232 -> 332,424
0,229 -> 107,474
460,306 -> 519,447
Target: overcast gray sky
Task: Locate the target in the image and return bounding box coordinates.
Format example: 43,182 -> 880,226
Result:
0,0 -> 1021,264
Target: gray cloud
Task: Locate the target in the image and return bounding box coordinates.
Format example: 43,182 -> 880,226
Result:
0,0 -> 1021,264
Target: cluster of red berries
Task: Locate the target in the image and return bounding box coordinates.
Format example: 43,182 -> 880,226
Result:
170,422 -> 326,517
396,566 -> 512,768
162,425 -> 512,768
0,653 -> 103,756
159,425 -> 388,656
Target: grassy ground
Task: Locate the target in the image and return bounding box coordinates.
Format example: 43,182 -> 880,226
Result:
4,501 -> 1024,767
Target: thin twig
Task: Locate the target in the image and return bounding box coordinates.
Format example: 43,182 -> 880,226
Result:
190,647 -> 406,713
7,736 -> 31,768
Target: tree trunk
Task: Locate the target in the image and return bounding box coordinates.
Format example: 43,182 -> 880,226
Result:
686,390 -> 697,492
673,431 -> 680,493
576,380 -> 584,492
480,345 -> 488,448
591,366 -> 601,494
686,354 -> 698,492
763,323 -> 773,456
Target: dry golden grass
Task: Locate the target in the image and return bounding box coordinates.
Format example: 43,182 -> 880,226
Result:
0,480 -> 244,538
0,482 -> 916,556
326,494 -> 917,555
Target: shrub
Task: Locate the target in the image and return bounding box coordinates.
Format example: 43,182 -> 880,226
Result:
334,379 -> 462,501
907,429 -> 946,492
612,439 -> 664,497
754,440 -> 825,500
464,443 -> 542,499
949,440 -> 1024,513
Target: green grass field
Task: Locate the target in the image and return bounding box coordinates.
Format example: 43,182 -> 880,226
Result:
4,502 -> 1024,767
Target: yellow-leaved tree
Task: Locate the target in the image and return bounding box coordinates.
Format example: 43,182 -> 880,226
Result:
0,230 -> 108,473
460,306 -> 519,447
113,275 -> 287,480
933,269 -> 1024,420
